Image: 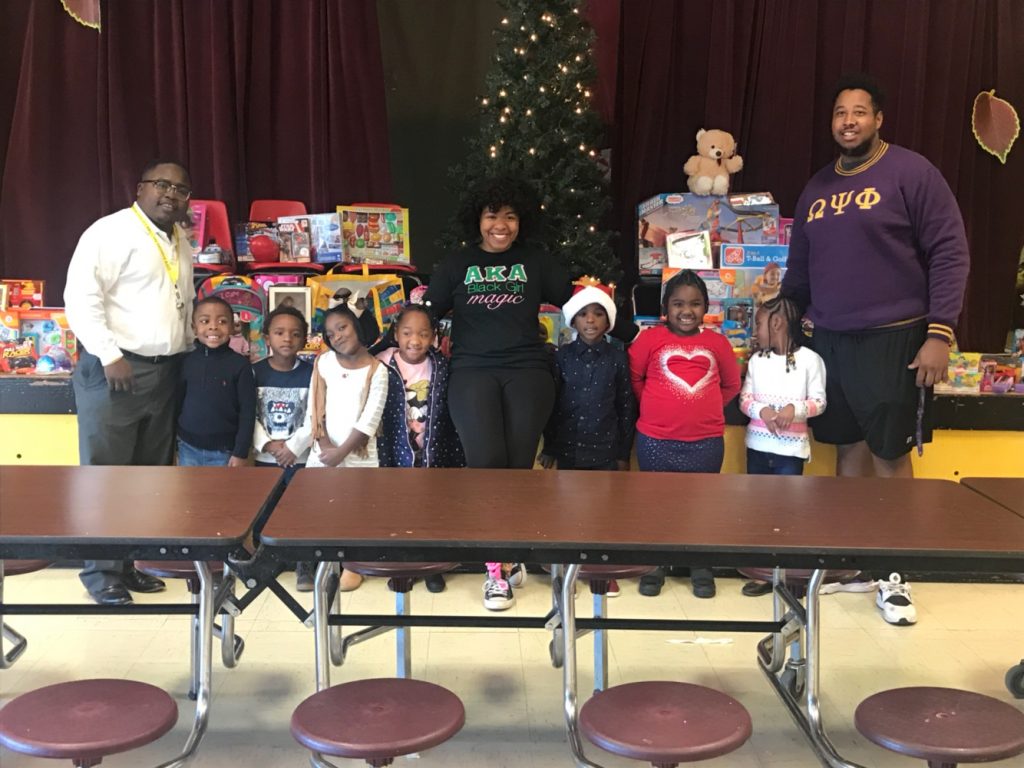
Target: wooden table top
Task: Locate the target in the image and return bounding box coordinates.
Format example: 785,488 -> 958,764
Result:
0,466 -> 282,559
961,477 -> 1024,518
260,469 -> 1024,572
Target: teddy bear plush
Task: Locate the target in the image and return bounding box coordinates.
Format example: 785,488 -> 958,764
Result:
684,128 -> 744,196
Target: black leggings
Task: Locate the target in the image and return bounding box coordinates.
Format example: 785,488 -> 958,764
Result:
448,366 -> 556,469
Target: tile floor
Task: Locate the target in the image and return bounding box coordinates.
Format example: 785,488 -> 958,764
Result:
1,567 -> 1022,767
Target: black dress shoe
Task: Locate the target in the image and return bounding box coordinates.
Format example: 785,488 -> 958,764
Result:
122,570 -> 167,593
92,584 -> 133,606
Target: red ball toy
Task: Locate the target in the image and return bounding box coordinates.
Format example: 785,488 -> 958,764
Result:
248,234 -> 280,263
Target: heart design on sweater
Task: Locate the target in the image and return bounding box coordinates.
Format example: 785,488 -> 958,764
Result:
659,348 -> 717,396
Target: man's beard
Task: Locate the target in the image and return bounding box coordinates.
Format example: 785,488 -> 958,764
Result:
838,136 -> 875,157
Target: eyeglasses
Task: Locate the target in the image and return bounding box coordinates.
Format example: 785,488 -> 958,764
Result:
140,179 -> 192,200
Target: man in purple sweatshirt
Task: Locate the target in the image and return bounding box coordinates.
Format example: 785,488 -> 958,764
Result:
782,73 -> 970,626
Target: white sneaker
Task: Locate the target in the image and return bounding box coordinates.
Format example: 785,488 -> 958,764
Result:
483,577 -> 515,611
876,573 -> 917,625
506,563 -> 527,588
820,577 -> 878,595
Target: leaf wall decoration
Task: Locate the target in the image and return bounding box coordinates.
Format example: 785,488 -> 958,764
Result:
972,90 -> 1019,164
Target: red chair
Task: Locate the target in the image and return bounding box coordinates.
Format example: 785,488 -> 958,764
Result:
190,198 -> 235,279
249,199 -> 307,221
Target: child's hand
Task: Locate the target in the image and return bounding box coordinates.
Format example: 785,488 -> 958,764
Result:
276,446 -> 298,468
616,460 -> 630,472
227,455 -> 247,467
759,406 -> 779,435
775,404 -> 796,430
264,439 -> 285,457
537,453 -> 556,469
318,445 -> 346,467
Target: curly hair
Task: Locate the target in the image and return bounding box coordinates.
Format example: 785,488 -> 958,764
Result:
832,72 -> 885,114
456,176 -> 540,243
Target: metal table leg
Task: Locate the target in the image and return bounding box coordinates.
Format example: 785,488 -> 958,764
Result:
560,563 -> 608,768
154,561 -> 214,768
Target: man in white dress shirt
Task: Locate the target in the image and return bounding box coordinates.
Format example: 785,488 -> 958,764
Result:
64,160 -> 195,606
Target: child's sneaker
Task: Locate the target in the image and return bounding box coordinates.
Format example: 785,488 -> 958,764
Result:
606,579 -> 620,598
483,577 -> 515,611
295,562 -> 314,593
505,563 -> 527,588
876,573 -> 916,625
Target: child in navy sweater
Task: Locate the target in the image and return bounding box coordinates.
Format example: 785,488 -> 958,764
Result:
177,296 -> 256,466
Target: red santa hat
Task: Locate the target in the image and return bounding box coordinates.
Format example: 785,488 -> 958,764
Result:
561,277 -> 617,328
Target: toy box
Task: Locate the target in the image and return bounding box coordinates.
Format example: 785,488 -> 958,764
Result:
979,353 -> 1023,394
279,213 -> 343,264
275,221 -> 312,263
336,205 -> 411,265
638,193 -> 780,276
936,351 -> 983,393
251,273 -> 308,297
719,244 -> 789,268
539,304 -> 569,347
0,307 -> 76,374
719,265 -> 786,306
778,217 -> 794,245
666,231 -> 713,269
185,202 -> 207,261
2,279 -> 45,309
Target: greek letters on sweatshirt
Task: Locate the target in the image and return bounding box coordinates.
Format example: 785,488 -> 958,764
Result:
782,142 -> 969,342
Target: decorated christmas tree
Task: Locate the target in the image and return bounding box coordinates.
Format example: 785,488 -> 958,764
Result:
441,0 -> 617,281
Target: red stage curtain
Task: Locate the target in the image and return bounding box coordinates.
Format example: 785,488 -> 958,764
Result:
0,0 -> 391,302
611,0 -> 1024,350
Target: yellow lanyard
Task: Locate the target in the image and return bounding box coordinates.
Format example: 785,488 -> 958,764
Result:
132,203 -> 184,311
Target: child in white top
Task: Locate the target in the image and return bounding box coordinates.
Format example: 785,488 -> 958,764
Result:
305,304 -> 389,469
740,295 -> 827,469
739,296 -> 826,598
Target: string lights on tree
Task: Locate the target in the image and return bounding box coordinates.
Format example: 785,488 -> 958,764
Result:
441,0 -> 617,281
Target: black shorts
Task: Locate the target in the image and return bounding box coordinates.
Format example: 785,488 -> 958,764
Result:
808,321 -> 932,460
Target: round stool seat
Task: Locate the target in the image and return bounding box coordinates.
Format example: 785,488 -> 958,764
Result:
0,679 -> 177,762
291,678 -> 465,763
738,568 -> 861,585
135,560 -> 224,579
579,681 -> 752,765
2,560 -> 51,577
342,562 -> 458,579
855,687 -> 1024,764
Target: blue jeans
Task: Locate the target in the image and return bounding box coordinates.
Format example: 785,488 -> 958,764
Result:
177,438 -> 232,467
746,448 -> 805,476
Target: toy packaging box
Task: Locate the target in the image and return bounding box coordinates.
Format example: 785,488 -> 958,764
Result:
935,350 -> 983,393
0,307 -> 77,374
185,202 -> 207,261
637,193 -> 780,276
2,279 -> 45,309
719,244 -> 789,268
279,213 -> 343,264
539,304 -> 569,347
275,221 -> 312,263
666,231 -> 713,269
979,353 -> 1023,394
336,205 -> 410,265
